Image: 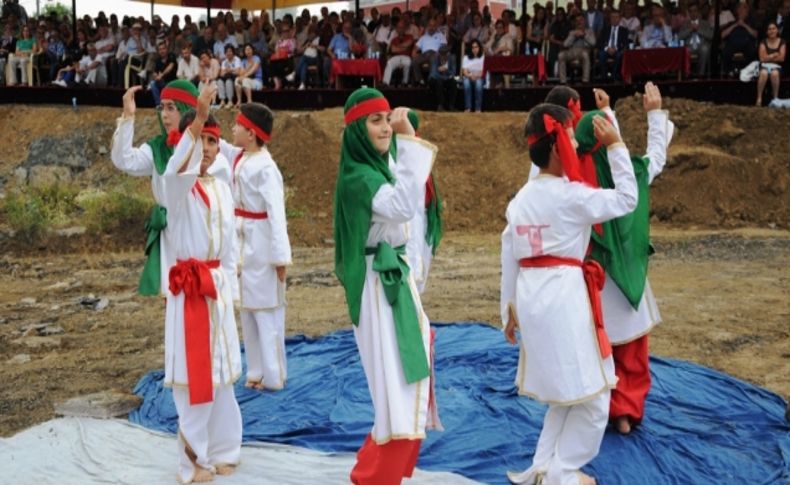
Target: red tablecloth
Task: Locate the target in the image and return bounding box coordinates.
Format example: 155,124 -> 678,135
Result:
483,55 -> 547,84
330,59 -> 383,84
621,47 -> 690,83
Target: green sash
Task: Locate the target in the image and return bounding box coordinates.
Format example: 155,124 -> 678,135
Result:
367,243 -> 430,384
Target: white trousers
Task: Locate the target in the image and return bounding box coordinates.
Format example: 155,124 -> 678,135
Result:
217,78 -> 234,101
509,391 -> 610,485
241,307 -> 287,390
383,55 -> 411,85
8,55 -> 29,85
173,384 -> 242,484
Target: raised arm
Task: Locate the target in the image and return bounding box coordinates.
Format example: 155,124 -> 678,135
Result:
565,117 -> 637,224
371,136 -> 437,223
110,86 -> 155,176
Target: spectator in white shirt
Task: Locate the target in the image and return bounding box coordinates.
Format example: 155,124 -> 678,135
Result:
462,39 -> 485,112
619,1 -> 641,45
197,49 -> 220,103
177,43 -> 200,85
218,44 -> 242,108
640,6 -> 673,48
213,23 -> 238,59
77,42 -> 107,86
412,17 -> 447,85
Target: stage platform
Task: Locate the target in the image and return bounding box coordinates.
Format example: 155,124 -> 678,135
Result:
1,78 -> 787,111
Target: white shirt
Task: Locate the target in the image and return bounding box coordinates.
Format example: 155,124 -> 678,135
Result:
462,55 -> 484,76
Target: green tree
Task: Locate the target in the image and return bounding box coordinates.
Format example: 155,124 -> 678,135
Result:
40,1 -> 72,20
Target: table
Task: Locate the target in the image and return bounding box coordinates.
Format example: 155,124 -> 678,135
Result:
620,47 -> 690,84
330,59 -> 383,88
483,55 -> 547,85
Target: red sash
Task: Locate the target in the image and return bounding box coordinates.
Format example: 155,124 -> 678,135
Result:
518,255 -> 612,358
168,258 -> 220,405
234,208 -> 268,219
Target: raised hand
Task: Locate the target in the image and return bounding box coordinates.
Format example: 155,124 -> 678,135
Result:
389,107 -> 416,137
643,81 -> 662,111
594,88 -> 610,110
122,85 -> 143,118
593,115 -> 621,146
195,83 -> 217,123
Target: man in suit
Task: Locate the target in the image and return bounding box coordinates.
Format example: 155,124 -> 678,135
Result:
679,3 -> 713,77
584,0 -> 605,37
597,10 -> 629,81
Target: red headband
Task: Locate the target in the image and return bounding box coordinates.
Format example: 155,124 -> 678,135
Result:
236,113 -> 271,143
201,125 -> 221,140
344,97 -> 391,125
160,87 -> 198,107
568,98 -> 583,127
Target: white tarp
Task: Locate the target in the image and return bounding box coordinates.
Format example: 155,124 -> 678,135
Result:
0,417 -> 481,485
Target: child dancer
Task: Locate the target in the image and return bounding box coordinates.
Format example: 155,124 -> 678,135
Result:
502,103 -> 637,485
222,103 -> 292,391
334,88 -> 441,485
156,85 -> 242,483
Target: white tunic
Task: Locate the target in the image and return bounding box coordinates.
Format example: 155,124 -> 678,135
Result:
110,116 -> 232,296
152,130 -> 242,389
222,142 -> 292,310
406,177 -> 434,294
355,135 -> 438,444
602,109 -> 675,344
501,144 -> 637,405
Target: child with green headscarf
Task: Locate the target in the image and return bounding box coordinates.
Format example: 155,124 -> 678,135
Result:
333,87 -> 442,485
572,82 -> 675,435
111,81 -> 232,297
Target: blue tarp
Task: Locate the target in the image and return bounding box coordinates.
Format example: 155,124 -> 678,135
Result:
130,323 -> 790,484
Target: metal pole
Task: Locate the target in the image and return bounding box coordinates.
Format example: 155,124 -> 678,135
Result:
207,0 -> 212,25
36,0 -> 40,17
711,0 -> 720,78
521,0 -> 526,23
71,0 -> 76,39
150,0 -> 154,23
355,0 -> 360,19
273,0 -> 277,21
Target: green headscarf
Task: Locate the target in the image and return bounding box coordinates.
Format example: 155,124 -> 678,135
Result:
575,110 -> 651,309
138,79 -> 198,296
333,88 -> 429,383
146,79 -> 199,175
405,111 -> 444,255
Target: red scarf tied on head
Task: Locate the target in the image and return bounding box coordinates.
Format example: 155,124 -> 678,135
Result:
568,98 -> 583,127
527,113 -> 584,183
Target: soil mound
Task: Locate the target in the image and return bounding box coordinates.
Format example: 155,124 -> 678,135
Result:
0,97 -> 786,251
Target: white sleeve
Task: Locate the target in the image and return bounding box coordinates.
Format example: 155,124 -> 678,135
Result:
500,220 -> 518,327
602,106 -> 621,135
644,109 -> 675,184
207,153 -> 232,185
219,139 -> 242,170
219,183 -> 240,302
261,166 -> 292,266
157,130 -> 202,211
371,135 -> 437,223
110,116 -> 155,177
564,143 -> 638,225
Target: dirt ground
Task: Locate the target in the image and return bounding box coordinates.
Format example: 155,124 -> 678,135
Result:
0,97 -> 788,437
1,227 -> 788,437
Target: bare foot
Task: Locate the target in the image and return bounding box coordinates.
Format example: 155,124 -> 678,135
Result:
244,379 -> 258,389
615,416 -> 632,434
253,381 -> 266,391
193,467 -> 214,482
756,98 -> 762,106
215,464 -> 236,476
578,471 -> 596,485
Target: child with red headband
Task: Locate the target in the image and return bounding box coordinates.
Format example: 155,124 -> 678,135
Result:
220,103 -> 292,392
501,103 -> 637,485
334,88 -> 442,485
153,84 -> 243,484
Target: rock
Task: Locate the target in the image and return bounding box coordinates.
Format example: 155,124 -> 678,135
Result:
7,354 -> 31,364
12,335 -> 62,349
95,298 -> 109,311
98,145 -> 108,155
28,165 -> 72,187
24,135 -> 93,170
323,238 -> 335,246
55,391 -> 143,419
39,325 -> 65,336
55,226 -> 86,237
20,297 -> 37,305
13,167 -> 27,185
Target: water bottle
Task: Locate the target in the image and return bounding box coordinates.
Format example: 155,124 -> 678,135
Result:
71,97 -> 77,111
